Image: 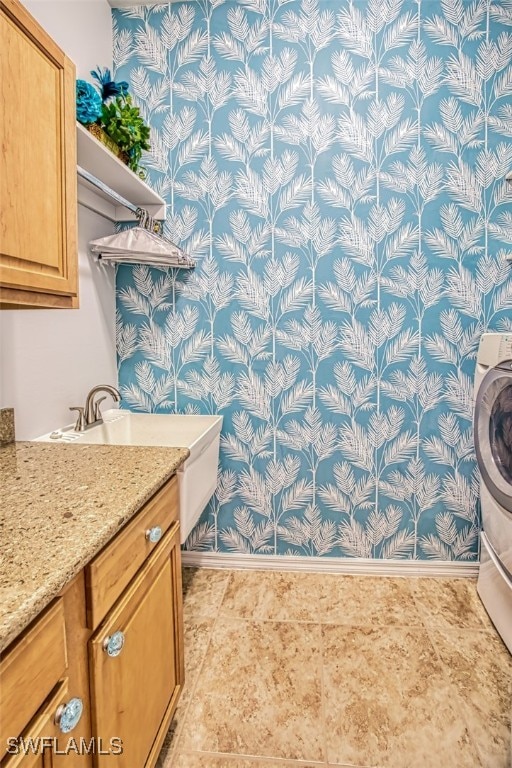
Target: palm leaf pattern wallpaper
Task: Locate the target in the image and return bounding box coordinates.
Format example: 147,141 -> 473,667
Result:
114,0 -> 512,561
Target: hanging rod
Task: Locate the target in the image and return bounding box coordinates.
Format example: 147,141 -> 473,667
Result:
77,165 -> 140,214
79,165 -> 196,270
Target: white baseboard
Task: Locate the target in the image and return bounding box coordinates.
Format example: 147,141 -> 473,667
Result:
181,551 -> 479,578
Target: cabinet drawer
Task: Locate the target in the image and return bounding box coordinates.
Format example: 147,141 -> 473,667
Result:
85,477 -> 178,629
0,600 -> 67,757
1,680 -> 69,768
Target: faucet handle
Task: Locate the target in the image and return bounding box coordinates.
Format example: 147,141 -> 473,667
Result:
93,396 -> 107,422
69,407 -> 86,432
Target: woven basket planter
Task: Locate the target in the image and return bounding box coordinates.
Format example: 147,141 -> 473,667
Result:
85,122 -> 129,166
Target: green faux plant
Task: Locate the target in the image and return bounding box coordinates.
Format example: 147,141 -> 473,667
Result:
100,94 -> 150,173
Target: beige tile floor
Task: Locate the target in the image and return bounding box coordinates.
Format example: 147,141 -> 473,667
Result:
157,568 -> 512,768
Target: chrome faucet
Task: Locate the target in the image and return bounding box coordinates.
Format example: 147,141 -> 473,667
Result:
70,384 -> 121,432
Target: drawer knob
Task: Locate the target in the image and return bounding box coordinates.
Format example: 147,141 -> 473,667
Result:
55,697 -> 83,733
103,630 -> 125,657
146,526 -> 162,543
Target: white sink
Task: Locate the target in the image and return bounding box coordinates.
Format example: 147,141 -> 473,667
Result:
36,410 -> 223,543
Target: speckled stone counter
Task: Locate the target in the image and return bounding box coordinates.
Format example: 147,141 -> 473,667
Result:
0,408 -> 15,445
0,441 -> 189,653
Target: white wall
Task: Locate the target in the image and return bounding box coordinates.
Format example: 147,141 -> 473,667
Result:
0,0 -> 117,440
23,0 -> 113,81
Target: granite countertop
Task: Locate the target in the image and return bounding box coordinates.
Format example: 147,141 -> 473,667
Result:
0,441 -> 189,653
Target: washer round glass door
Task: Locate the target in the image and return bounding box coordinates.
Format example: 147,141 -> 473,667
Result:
474,361 -> 512,514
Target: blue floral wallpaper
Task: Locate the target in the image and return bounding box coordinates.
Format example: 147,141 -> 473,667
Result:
113,0 -> 512,560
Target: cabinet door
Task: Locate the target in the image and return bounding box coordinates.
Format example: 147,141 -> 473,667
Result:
1,679 -> 85,768
1,748 -> 44,768
0,0 -> 77,309
88,524 -> 183,767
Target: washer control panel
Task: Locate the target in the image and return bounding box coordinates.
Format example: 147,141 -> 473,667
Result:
498,334 -> 512,362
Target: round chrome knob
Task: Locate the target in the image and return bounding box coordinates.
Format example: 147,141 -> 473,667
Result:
55,698 -> 83,733
145,526 -> 162,543
103,630 -> 125,657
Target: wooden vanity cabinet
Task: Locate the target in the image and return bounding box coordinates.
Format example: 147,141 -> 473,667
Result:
85,475 -> 184,767
88,524 -> 184,767
0,590 -> 92,767
0,476 -> 184,768
0,0 -> 78,309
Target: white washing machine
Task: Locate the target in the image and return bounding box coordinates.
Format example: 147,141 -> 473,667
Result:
474,333 -> 512,653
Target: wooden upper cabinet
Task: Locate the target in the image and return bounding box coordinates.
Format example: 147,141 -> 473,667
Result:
0,0 -> 78,309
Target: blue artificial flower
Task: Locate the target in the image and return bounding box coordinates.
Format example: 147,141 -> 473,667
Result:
91,67 -> 129,102
76,80 -> 102,124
